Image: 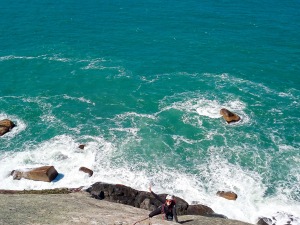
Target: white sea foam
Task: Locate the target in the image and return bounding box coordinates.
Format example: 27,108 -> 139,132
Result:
182,113 -> 203,127
267,212 -> 300,225
21,96 -> 65,127
186,152 -> 300,225
114,112 -> 157,121
63,94 -> 96,106
109,127 -> 140,136
0,135 -> 115,190
158,95 -> 248,126
0,54 -> 105,68
171,135 -> 198,145
0,55 -> 36,61
80,58 -> 119,71
0,54 -> 71,62
140,75 -> 159,83
47,55 -> 72,62
0,133 -> 150,191
196,99 -> 247,120
196,99 -> 224,118
0,133 -> 299,225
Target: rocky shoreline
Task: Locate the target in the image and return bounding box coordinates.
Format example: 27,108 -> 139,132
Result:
0,189 -> 254,225
1,176 -> 298,225
0,117 -> 294,225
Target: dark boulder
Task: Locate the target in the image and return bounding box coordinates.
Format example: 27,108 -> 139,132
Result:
134,191 -> 153,208
87,182 -> 191,216
87,182 -> 139,206
186,204 -> 214,216
78,144 -> 85,150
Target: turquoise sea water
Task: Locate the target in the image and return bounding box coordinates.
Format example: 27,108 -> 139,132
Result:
0,1 -> 299,224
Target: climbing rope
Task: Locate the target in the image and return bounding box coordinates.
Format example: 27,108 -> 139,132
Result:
132,216 -> 150,225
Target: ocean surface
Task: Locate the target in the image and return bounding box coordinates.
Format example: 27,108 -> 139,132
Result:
0,1 -> 299,224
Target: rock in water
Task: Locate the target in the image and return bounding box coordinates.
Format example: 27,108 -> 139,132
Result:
78,144 -> 85,149
11,166 -> 58,182
79,167 -> 93,177
220,108 -> 240,123
216,191 -> 238,200
0,119 -> 16,136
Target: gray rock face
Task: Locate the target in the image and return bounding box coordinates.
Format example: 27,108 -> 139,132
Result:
0,191 -> 255,225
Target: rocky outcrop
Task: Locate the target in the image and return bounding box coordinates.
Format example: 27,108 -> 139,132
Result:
88,182 -> 140,207
0,191 -> 255,225
11,166 -> 58,182
87,182 -> 212,216
79,167 -> 93,177
186,204 -> 214,215
0,187 -> 83,194
220,108 -> 240,123
256,217 -> 271,225
217,191 -> 238,200
0,119 -> 15,136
